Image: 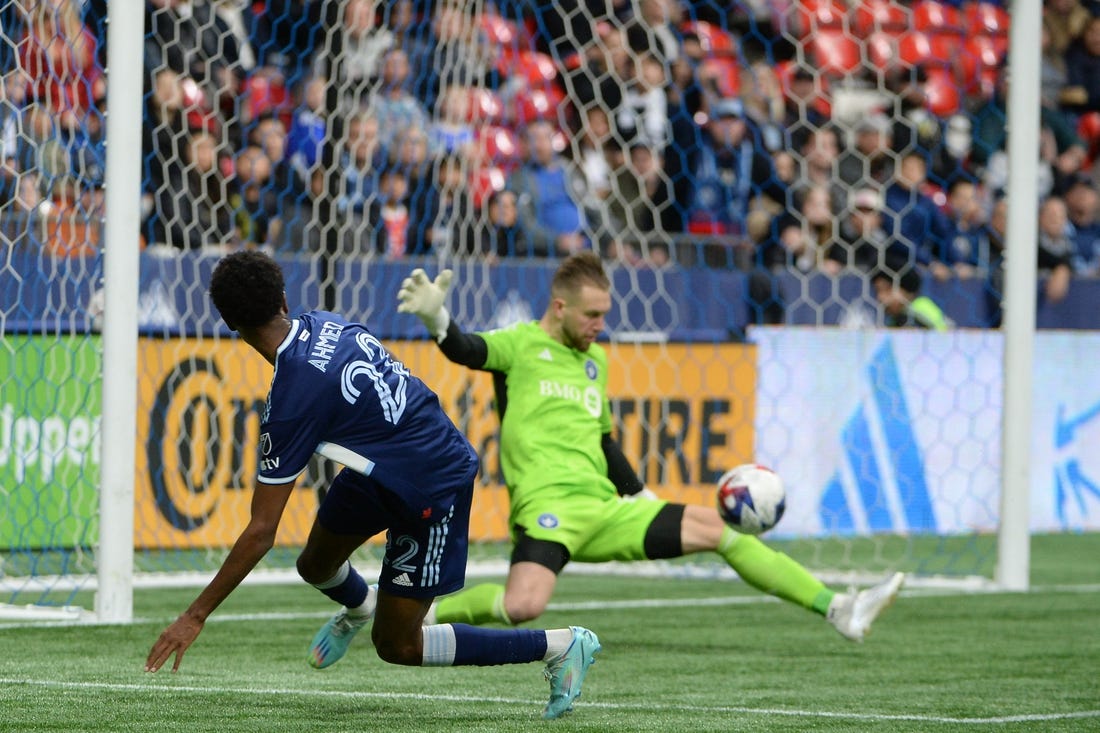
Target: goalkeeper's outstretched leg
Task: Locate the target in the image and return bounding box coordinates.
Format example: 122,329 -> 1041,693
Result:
676,503 -> 905,641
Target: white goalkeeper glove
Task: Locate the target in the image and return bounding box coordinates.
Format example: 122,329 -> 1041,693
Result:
397,268 -> 453,342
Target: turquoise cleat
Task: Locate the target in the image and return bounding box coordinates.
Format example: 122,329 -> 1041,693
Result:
309,609 -> 370,669
542,626 -> 601,719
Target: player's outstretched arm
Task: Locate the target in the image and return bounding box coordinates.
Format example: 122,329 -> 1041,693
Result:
397,268 -> 488,368
144,483 -> 293,673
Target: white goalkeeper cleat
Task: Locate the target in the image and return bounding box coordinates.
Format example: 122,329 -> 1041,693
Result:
827,571 -> 905,642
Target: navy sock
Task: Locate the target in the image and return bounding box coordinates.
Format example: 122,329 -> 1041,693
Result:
312,561 -> 368,609
450,623 -> 548,666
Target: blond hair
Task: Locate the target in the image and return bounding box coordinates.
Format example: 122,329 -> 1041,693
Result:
551,252 -> 609,298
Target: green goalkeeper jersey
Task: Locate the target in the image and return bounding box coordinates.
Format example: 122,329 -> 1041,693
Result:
480,321 -> 617,508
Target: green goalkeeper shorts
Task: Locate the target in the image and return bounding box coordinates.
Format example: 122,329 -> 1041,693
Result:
511,493 -> 668,563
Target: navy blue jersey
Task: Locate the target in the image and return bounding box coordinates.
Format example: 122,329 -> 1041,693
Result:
258,311 -> 477,509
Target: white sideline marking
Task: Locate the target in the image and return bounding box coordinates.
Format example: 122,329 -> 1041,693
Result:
1,677 -> 1097,725
0,596 -> 788,629
2,583 -> 1100,629
200,596 -> 779,625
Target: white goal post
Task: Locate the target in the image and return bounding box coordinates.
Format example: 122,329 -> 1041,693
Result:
994,0 -> 1041,592
95,0 -> 144,624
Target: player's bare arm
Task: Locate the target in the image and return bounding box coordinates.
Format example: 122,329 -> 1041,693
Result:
145,483 -> 294,672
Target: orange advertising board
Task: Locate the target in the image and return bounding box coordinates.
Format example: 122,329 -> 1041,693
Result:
135,339 -> 756,549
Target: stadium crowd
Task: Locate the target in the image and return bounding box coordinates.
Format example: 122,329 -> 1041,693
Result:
3,0 -> 1100,326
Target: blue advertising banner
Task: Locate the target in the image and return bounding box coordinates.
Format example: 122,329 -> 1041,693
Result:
752,328 -> 1100,536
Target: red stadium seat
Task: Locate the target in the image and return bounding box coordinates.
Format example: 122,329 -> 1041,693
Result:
466,87 -> 505,123
470,165 -> 507,208
866,31 -> 899,69
924,67 -> 961,116
513,86 -> 566,125
982,33 -> 1008,59
481,12 -> 533,62
928,34 -> 961,66
964,1 -> 1010,38
960,35 -> 1004,95
480,13 -> 521,46
912,1 -> 964,36
897,32 -> 928,66
682,20 -> 736,56
699,57 -> 741,97
809,31 -> 862,77
853,0 -> 910,36
794,0 -> 849,38
897,31 -> 956,68
503,50 -> 558,87
476,125 -> 521,168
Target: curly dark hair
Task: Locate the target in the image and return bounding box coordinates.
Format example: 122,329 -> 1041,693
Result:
208,251 -> 285,330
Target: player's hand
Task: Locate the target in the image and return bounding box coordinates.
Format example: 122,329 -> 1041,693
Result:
397,268 -> 453,339
145,613 -> 205,673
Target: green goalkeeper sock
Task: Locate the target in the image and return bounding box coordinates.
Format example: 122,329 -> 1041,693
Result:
433,583 -> 512,626
717,526 -> 835,616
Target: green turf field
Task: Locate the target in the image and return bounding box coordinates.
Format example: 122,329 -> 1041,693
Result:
2,532 -> 1098,732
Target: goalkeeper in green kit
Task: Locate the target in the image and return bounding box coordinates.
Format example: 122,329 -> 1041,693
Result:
396,252 -> 903,642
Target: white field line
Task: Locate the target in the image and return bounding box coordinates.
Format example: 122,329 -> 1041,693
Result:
0,677 -> 1097,726
2,583 -> 1100,629
0,560 -> 1004,594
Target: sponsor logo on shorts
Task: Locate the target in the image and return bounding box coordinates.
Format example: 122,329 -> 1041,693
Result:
538,513 -> 559,529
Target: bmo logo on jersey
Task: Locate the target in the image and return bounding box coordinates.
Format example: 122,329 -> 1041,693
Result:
538,380 -> 602,418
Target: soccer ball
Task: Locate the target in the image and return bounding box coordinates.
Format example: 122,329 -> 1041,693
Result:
716,464 -> 786,535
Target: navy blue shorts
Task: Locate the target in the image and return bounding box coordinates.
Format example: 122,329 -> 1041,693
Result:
317,468 -> 473,599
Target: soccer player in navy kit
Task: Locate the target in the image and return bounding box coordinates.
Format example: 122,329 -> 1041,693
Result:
144,251 -> 600,720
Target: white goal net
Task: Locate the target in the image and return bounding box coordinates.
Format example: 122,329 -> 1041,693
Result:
3,0 -> 1082,621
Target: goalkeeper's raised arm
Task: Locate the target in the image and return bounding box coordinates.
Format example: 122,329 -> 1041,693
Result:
397,264 -> 643,498
397,267 -> 488,369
